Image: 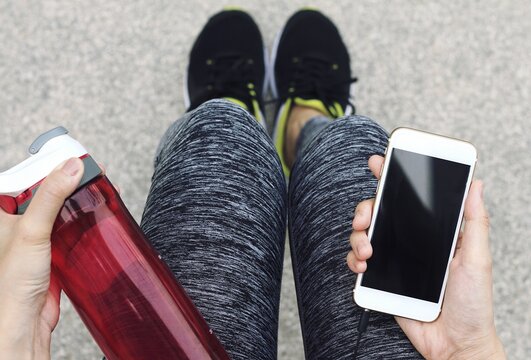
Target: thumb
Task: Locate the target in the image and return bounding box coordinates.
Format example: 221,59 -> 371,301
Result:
21,158 -> 84,243
460,180 -> 491,268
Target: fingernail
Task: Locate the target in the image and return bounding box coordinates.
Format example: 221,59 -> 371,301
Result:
62,158 -> 81,176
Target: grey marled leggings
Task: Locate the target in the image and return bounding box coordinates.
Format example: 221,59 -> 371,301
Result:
140,99 -> 422,359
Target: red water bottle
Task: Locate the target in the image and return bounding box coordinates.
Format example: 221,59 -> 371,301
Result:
0,127 -> 229,360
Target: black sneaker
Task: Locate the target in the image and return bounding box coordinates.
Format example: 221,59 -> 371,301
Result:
185,9 -> 267,125
270,9 -> 357,175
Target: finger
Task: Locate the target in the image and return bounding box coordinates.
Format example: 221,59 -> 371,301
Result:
368,155 -> 384,179
349,230 -> 373,260
455,231 -> 464,251
0,211 -> 16,253
97,162 -> 106,175
395,316 -> 424,347
352,199 -> 374,231
0,205 -> 16,235
41,274 -> 62,331
21,158 -> 84,244
49,274 -> 62,304
96,163 -> 119,193
347,250 -> 367,273
460,180 -> 491,268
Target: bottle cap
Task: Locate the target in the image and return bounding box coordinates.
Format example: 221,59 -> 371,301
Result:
0,126 -> 102,214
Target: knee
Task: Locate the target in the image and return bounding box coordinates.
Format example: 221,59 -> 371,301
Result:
291,115 -> 389,178
155,99 -> 263,166
321,115 -> 388,148
159,98 -> 279,166
187,98 -> 260,133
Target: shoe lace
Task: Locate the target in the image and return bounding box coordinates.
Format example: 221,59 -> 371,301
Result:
276,54 -> 358,116
190,52 -> 259,110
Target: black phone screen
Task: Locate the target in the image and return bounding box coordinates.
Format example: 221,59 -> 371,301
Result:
361,148 -> 471,303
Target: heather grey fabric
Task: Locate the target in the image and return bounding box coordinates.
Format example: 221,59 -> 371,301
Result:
141,100 -> 421,359
141,99 -> 287,360
290,115 -> 422,359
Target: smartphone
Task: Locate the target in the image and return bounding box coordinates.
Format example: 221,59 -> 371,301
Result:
353,127 -> 477,322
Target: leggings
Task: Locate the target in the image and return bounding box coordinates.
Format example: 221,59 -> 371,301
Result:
140,99 -> 422,359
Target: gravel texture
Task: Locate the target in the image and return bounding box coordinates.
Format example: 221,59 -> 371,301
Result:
0,1 -> 529,359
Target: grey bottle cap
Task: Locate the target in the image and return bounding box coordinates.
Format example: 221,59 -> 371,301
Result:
28,126 -> 69,155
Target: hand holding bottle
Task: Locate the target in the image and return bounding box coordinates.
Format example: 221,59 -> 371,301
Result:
0,127 -> 229,360
0,158 -> 84,359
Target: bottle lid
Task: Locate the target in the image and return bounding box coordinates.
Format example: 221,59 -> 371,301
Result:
0,126 -> 89,197
0,126 -> 103,214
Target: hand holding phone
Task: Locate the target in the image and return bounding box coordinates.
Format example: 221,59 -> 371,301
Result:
347,154 -> 505,360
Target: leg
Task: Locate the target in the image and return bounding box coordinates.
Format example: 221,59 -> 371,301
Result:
289,115 -> 423,359
140,99 -> 287,360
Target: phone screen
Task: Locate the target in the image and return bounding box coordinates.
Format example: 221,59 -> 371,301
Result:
361,148 -> 471,303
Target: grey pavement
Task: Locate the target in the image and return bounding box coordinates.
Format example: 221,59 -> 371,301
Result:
0,1 -> 529,359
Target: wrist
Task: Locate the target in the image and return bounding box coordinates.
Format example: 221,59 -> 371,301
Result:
0,344 -> 34,360
0,301 -> 51,360
0,324 -> 35,360
450,333 -> 505,360
0,322 -> 51,360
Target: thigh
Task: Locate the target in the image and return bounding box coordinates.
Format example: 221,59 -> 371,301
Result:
141,99 -> 287,360
289,116 -> 422,359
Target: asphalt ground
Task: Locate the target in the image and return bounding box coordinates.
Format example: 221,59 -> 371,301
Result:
1,1 -> 529,358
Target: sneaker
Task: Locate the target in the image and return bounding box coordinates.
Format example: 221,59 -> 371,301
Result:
270,9 -> 357,176
184,9 -> 267,125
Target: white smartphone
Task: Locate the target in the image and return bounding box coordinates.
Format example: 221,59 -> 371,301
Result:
353,127 -> 477,322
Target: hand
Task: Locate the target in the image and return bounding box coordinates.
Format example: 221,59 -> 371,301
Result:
347,155 -> 506,360
0,158 -> 84,360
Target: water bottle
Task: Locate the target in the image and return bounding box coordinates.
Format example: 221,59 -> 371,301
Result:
0,127 -> 229,360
